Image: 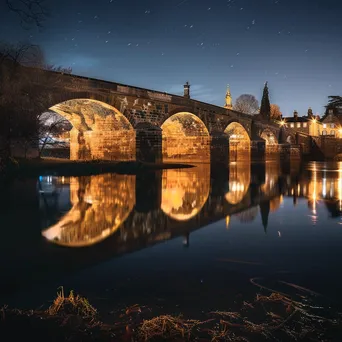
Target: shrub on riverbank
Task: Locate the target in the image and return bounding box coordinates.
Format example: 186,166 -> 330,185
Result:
1,283 -> 342,342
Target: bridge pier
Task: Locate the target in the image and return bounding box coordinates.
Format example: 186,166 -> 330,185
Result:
279,144 -> 302,163
210,132 -> 229,167
136,124 -> 162,163
265,145 -> 280,161
250,140 -> 266,162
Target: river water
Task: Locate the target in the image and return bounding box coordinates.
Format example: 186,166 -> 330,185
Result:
1,161 -> 342,321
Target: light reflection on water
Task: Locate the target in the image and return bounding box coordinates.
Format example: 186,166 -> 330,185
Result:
39,161 -> 342,249
1,161 -> 342,310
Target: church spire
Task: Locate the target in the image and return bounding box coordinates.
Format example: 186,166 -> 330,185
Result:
224,84 -> 233,109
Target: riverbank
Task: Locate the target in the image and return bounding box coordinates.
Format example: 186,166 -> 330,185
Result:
1,286 -> 341,342
1,157 -> 195,178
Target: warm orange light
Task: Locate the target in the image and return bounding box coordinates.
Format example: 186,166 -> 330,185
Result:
312,118 -> 317,123
280,120 -> 285,126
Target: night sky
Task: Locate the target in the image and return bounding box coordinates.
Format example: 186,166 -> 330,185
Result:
1,0 -> 341,117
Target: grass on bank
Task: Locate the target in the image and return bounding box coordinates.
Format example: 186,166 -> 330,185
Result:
1,280 -> 342,342
47,287 -> 97,319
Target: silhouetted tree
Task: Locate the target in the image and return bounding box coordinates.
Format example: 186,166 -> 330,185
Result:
38,111 -> 71,157
0,42 -> 72,160
233,94 -> 259,114
270,104 -> 282,121
6,0 -> 48,28
321,96 -> 342,121
260,82 -> 271,120
327,95 -> 342,108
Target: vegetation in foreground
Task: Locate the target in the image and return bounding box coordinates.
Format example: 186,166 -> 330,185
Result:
1,281 -> 342,342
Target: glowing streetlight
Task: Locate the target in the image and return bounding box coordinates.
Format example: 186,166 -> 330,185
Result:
280,120 -> 285,126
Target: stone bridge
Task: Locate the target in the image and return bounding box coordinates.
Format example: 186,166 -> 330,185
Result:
38,70 -> 302,164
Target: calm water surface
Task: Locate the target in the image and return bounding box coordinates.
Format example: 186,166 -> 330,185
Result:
1,161 -> 342,318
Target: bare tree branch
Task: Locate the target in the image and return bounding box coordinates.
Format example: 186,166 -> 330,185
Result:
234,94 -> 259,115
6,0 -> 49,29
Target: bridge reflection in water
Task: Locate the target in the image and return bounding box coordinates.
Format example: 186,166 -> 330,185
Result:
40,161 -> 342,255
161,165 -> 210,221
288,162 -> 342,218
41,174 -> 135,247
3,161 -> 342,297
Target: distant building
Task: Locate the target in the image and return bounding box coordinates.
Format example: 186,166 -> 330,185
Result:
283,108 -> 322,137
224,84 -> 233,110
320,107 -> 342,137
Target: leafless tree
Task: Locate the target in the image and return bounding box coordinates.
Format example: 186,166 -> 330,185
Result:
6,0 -> 48,29
233,94 -> 259,115
38,111 -> 71,157
0,42 -> 72,160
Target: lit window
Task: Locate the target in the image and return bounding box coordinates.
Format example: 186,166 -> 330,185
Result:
303,123 -> 307,128
331,130 -> 335,136
290,123 -> 294,128
323,124 -> 327,128
297,123 -> 301,128
331,123 -> 335,128
322,130 -> 327,135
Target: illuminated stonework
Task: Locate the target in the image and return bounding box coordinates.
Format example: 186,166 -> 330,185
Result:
50,99 -> 136,161
161,165 -> 210,221
161,112 -> 210,163
225,163 -> 251,204
41,173 -> 135,247
260,129 -> 279,159
224,122 -> 250,162
261,162 -> 281,195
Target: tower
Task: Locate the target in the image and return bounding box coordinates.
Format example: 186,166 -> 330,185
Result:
184,81 -> 190,99
224,84 -> 233,109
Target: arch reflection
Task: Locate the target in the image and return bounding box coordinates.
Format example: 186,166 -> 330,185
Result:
161,165 -> 210,221
225,163 -> 251,205
42,174 -> 135,247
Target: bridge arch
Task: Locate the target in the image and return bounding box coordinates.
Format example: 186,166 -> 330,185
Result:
161,112 -> 210,163
260,128 -> 279,159
224,121 -> 251,162
260,128 -> 278,145
48,98 -> 136,160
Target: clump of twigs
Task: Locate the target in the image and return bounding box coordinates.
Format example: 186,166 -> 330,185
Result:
207,278 -> 342,342
47,287 -> 97,320
138,314 -> 205,341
